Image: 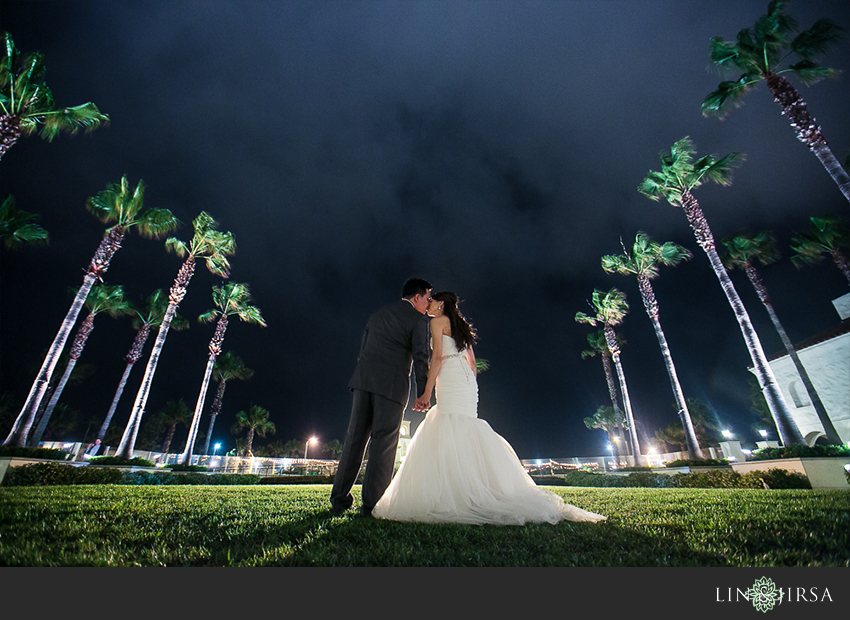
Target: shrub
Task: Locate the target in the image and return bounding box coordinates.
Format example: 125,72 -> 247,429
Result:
1,462 -> 260,486
749,444 -> 850,461
88,456 -> 156,467
165,464 -> 210,472
739,468 -> 811,489
665,458 -> 729,468
261,475 -> 335,485
0,445 -> 69,460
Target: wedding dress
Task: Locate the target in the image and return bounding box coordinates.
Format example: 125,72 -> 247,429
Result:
373,334 -> 606,525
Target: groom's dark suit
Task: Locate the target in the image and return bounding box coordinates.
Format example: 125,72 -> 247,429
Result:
330,298 -> 430,514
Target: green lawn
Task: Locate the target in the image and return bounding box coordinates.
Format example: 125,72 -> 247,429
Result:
1,484 -> 847,566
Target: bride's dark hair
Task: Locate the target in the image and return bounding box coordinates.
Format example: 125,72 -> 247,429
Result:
433,291 -> 477,352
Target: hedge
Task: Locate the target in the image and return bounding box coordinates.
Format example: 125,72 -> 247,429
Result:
1,462 -> 260,487
0,446 -> 69,460
749,444 -> 850,461
532,467 -> 810,489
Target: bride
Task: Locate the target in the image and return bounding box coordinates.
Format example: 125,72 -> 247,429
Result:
372,291 -> 606,525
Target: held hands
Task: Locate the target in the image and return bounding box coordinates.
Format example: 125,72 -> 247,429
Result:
413,392 -> 432,412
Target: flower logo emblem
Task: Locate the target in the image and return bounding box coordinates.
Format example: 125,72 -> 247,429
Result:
747,577 -> 783,612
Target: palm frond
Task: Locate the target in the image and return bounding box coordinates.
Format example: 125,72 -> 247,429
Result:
787,60 -> 841,86
165,237 -> 189,257
574,311 -> 597,326
695,152 -> 745,187
701,77 -> 754,117
0,194 -> 48,248
791,18 -> 845,60
36,102 -> 109,141
137,208 -> 180,239
198,309 -> 219,324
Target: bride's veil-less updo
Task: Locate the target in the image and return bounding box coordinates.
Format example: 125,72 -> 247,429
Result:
433,291 -> 477,352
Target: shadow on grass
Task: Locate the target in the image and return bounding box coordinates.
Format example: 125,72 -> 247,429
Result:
246,508 -> 726,567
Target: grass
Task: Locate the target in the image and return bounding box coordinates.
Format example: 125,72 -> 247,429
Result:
0,484 -> 847,567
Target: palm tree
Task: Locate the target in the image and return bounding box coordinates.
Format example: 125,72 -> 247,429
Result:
0,32 -> 109,160
322,439 -> 343,460
722,230 -> 842,445
789,215 -> 850,285
29,284 -> 134,446
231,405 -> 275,458
282,438 -> 305,458
97,289 -> 189,444
602,232 -> 704,460
575,288 -> 644,466
114,212 -> 235,459
701,1 -> 850,203
583,405 -> 622,461
0,195 -> 48,248
151,399 -> 192,454
580,330 -> 628,455
201,351 -> 254,456
4,177 -> 177,447
179,283 -> 266,464
638,136 -> 805,446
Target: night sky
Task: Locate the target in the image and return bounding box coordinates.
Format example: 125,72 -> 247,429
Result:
1,0 -> 848,460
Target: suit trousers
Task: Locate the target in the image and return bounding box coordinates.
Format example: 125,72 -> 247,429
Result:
330,389 -> 405,512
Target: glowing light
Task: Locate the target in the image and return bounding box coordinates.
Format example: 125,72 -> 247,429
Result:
758,429 -> 768,438
722,429 -> 733,439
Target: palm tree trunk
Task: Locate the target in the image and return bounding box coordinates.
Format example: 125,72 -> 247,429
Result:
202,380 -> 227,455
830,249 -> 850,285
604,326 -> 643,466
30,313 -> 95,446
181,315 -> 228,464
181,353 -> 217,464
98,324 -> 151,442
115,256 -> 196,460
3,226 -> 125,447
600,352 -> 628,457
765,72 -> 850,204
0,114 -> 22,161
162,423 -> 177,454
743,263 -> 842,445
243,428 -> 255,457
681,191 -> 805,446
637,275 -> 703,459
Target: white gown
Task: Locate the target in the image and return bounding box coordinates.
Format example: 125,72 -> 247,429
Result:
373,335 -> 606,525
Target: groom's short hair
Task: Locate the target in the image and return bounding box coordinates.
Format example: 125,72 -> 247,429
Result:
402,278 -> 432,299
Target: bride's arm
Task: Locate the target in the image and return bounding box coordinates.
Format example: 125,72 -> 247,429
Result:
414,317 -> 448,410
465,345 -> 476,376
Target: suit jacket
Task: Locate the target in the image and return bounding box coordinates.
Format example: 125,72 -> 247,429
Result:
348,299 -> 430,406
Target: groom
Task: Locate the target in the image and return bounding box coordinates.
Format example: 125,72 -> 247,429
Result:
330,278 -> 432,516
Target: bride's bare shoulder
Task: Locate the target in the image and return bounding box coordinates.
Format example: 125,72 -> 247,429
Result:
430,315 -> 450,334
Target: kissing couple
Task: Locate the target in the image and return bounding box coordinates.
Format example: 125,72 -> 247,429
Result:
330,278 -> 605,525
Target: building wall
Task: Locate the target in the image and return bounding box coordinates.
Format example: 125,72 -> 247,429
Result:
767,332 -> 849,445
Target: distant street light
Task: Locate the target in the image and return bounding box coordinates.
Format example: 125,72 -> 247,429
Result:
722,429 -> 733,439
758,430 -> 768,438
213,442 -> 221,456
304,436 -> 318,459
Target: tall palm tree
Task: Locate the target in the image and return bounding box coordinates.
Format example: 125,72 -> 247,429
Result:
151,399 -> 192,454
114,212 -> 235,459
722,230 -> 842,445
789,215 -> 850,285
0,195 -> 48,248
0,32 -> 109,160
3,176 -> 177,447
232,405 -> 275,458
638,136 -> 805,446
30,284 -> 134,446
602,232 -> 704,460
282,438 -> 305,458
201,351 -> 254,456
575,288 -> 644,466
180,283 -> 266,464
701,1 -> 850,203
580,330 -> 628,455
97,289 -> 188,444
